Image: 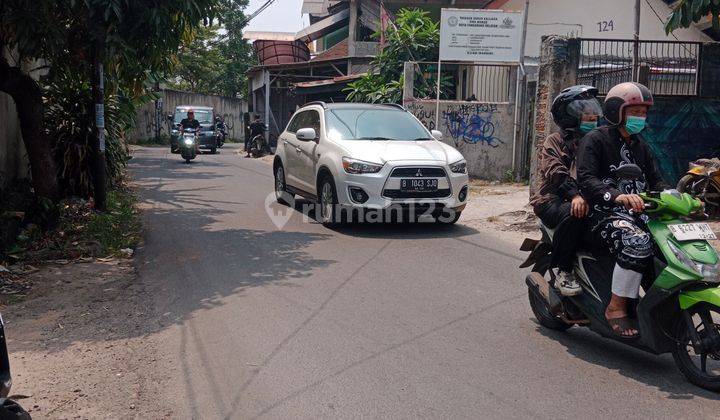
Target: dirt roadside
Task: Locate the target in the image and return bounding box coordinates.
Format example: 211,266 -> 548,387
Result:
1,257 -> 169,419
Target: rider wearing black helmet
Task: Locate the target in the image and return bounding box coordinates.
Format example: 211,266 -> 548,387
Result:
530,85 -> 604,296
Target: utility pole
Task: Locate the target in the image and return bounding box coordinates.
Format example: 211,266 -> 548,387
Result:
91,32 -> 107,211
632,0 -> 641,81
154,81 -> 162,144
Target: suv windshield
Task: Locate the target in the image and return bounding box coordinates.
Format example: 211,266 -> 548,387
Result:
325,108 -> 432,141
174,109 -> 213,124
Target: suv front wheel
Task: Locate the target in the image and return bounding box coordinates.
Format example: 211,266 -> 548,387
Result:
274,163 -> 293,206
318,176 -> 339,227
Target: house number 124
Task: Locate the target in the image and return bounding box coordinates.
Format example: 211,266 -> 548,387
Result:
598,20 -> 614,32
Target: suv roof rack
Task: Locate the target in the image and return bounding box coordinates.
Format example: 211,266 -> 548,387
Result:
382,103 -> 406,110
302,101 -> 327,109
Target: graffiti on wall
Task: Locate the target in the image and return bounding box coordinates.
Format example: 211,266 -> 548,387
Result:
130,89 -> 247,141
441,103 -> 502,148
645,97 -> 720,183
405,102 -> 437,130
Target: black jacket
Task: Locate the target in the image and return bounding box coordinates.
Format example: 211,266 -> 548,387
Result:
180,118 -> 200,130
249,121 -> 265,137
577,126 -> 669,206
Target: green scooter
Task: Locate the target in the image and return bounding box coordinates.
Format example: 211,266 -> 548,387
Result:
521,164 -> 720,391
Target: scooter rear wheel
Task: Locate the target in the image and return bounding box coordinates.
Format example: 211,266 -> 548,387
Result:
528,287 -> 571,331
672,303 -> 720,391
0,398 -> 31,420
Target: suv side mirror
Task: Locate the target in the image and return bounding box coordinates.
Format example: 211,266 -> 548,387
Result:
296,127 -> 316,142
431,129 -> 443,140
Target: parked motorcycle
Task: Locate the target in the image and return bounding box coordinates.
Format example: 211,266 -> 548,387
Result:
521,164 -> 720,391
677,158 -> 720,217
180,128 -> 198,163
214,117 -> 226,148
248,134 -> 265,158
0,313 -> 31,419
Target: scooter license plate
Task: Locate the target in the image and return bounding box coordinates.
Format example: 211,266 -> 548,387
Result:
668,223 -> 717,241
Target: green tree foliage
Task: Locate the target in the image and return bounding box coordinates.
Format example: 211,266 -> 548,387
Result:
168,0 -> 255,98
345,8 -> 448,104
169,26 -> 227,94
0,0 -> 222,200
666,0 -> 720,33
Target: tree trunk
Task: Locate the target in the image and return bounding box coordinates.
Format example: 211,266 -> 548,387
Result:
0,58 -> 61,201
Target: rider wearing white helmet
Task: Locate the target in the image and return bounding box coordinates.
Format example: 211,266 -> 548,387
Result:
577,82 -> 670,338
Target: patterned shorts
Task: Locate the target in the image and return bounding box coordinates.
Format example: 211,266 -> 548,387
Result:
594,213 -> 653,273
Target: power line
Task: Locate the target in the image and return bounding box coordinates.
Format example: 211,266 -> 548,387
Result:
240,0 -> 277,27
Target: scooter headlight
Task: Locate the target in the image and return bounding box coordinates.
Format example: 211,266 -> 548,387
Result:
184,138 -> 194,145
667,240 -> 720,282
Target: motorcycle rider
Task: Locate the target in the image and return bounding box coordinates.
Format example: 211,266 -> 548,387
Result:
246,114 -> 265,158
180,109 -> 201,152
215,116 -> 227,145
577,82 -> 670,338
530,85 -> 603,296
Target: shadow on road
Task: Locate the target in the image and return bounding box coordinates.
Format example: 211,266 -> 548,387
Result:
7,149 -> 335,355
533,323 -> 720,401
284,198 -> 481,240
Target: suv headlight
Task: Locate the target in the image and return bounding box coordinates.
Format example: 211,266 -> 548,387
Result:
342,157 -> 383,174
450,159 -> 467,174
668,240 -> 720,282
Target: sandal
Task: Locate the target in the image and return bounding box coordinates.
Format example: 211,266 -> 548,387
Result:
607,316 -> 639,339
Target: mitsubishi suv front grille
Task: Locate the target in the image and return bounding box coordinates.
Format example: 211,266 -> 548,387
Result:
390,167 -> 447,178
383,166 -> 451,199
382,189 -> 452,199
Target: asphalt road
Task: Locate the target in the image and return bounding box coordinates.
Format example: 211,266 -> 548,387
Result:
130,145 -> 720,419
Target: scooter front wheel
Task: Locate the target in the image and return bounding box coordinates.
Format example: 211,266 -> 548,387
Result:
528,286 -> 571,332
672,303 -> 720,392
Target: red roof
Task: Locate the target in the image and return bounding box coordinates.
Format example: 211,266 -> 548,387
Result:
311,39 -> 348,62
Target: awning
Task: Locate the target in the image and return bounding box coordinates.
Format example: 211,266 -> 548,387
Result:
294,74 -> 364,95
295,8 -> 350,43
301,0 -> 343,16
301,0 -> 327,15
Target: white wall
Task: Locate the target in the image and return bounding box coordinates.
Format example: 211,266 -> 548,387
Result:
501,0 -> 712,59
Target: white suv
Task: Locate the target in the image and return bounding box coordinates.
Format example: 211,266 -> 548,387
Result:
273,102 -> 470,226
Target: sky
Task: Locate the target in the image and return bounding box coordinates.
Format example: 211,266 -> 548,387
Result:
245,0 -> 309,33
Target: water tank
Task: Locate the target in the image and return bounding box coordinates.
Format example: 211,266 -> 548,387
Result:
253,40 -> 310,65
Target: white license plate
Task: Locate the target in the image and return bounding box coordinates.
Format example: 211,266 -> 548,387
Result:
668,223 -> 717,241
